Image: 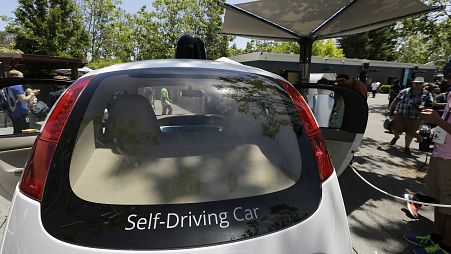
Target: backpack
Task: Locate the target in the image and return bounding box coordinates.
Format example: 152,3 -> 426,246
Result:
0,88 -> 17,113
31,100 -> 50,117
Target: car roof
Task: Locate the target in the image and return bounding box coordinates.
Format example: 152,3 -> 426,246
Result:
84,59 -> 285,81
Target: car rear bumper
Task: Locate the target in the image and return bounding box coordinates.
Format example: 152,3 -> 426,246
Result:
1,173 -> 351,254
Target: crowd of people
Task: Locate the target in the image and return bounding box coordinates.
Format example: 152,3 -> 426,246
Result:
375,73 -> 451,254
401,73 -> 451,254
323,71 -> 451,254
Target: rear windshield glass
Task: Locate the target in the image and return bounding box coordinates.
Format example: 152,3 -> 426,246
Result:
69,70 -> 302,205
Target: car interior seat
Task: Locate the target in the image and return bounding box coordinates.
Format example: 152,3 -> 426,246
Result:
104,94 -> 161,162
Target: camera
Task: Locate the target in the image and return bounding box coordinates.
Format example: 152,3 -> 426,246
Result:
418,124 -> 432,152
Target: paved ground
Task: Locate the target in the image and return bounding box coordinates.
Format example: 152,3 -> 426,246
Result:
343,93 -> 434,254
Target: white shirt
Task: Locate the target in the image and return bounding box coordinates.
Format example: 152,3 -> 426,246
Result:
371,82 -> 380,90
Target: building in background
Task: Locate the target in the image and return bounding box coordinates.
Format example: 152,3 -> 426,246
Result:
228,52 -> 436,87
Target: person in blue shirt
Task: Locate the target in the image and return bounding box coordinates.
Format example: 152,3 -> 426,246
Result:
6,70 -> 38,134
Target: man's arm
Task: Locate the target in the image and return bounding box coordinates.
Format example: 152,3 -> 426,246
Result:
420,109 -> 451,134
389,88 -> 406,113
17,93 -> 34,103
424,92 -> 434,107
17,89 -> 39,103
388,100 -> 399,114
433,102 -> 447,109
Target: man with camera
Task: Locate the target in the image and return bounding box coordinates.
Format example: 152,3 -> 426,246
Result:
388,77 -> 433,155
404,73 -> 451,254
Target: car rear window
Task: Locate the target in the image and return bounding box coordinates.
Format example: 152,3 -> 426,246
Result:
69,70 -> 302,205
41,68 -> 321,250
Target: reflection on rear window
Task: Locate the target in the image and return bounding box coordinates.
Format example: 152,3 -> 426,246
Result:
69,71 -> 303,205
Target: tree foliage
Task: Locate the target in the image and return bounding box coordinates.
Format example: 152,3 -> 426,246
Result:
77,0 -> 133,60
338,0 -> 450,65
236,39 -> 344,58
149,0 -> 232,60
397,1 -> 450,66
367,26 -> 397,61
338,26 -> 397,60
130,6 -> 161,60
0,31 -> 15,49
87,57 -> 122,69
76,0 -> 232,63
7,0 -> 88,58
312,39 -> 345,58
6,0 -> 448,69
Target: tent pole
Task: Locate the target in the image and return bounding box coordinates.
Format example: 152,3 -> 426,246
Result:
299,38 -> 313,84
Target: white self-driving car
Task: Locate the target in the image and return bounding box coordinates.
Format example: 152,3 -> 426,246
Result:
0,59 -> 367,253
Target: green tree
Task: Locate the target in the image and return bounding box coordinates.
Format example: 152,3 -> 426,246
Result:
337,33 -> 369,59
226,43 -> 243,57
194,0 -> 232,59
87,57 -> 122,69
367,26 -> 397,61
273,41 -> 299,54
151,0 -> 194,59
131,6 -> 162,60
397,34 -> 433,64
150,0 -> 232,60
396,1 -> 450,66
77,0 -> 128,60
239,39 -> 344,58
109,9 -> 135,61
338,0 -> 449,64
312,39 -> 345,58
7,0 -> 88,58
1,15 -> 22,53
0,31 -> 15,49
338,26 -> 397,60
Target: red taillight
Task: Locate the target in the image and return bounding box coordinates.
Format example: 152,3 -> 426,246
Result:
279,80 -> 320,137
279,80 -> 333,183
40,76 -> 94,143
309,133 -> 334,183
19,139 -> 57,201
19,75 -> 93,201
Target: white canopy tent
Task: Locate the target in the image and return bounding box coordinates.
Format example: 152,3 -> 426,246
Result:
220,0 -> 442,83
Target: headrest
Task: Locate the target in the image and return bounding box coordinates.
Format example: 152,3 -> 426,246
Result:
106,94 -> 161,154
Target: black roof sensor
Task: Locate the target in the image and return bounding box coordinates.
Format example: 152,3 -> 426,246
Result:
175,34 -> 206,60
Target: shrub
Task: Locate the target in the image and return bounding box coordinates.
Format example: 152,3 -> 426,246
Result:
379,84 -> 391,94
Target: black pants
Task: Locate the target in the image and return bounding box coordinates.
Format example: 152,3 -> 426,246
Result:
372,90 -> 376,97
162,105 -> 173,115
12,116 -> 29,134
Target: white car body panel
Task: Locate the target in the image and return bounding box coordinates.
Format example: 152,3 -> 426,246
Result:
1,172 -> 351,254
328,133 -> 364,176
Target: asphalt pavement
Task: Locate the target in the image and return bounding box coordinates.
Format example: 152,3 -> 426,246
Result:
343,93 -> 434,254
0,93 -> 436,253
